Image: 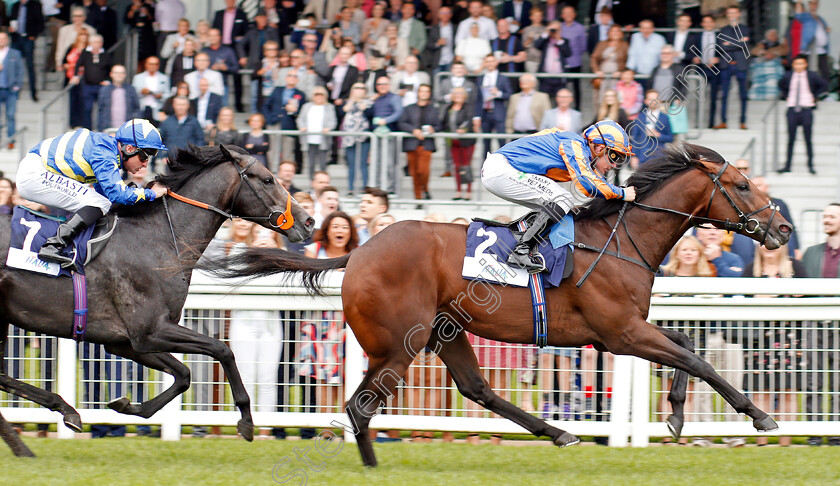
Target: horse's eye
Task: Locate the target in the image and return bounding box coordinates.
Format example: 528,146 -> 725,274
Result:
737,184 -> 749,191
263,177 -> 274,185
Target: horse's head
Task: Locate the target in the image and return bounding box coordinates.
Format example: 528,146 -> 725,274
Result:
218,145 -> 315,242
685,144 -> 792,249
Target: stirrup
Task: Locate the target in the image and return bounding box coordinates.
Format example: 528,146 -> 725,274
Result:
507,250 -> 547,274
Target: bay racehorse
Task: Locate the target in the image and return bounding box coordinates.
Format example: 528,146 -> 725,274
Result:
0,145 -> 314,442
207,143 -> 791,465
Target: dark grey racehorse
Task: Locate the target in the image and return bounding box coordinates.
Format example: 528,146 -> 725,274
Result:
0,145 -> 314,441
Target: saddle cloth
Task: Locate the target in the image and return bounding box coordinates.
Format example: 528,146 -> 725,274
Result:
462,214 -> 575,288
6,206 -> 118,276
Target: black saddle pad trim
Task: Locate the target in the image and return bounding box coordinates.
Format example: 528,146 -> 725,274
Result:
473,210 -> 540,230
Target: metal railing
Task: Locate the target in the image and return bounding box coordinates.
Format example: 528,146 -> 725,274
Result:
759,99 -> 780,175
4,274 -> 840,445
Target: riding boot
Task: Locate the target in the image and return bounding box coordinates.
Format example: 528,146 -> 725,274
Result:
38,206 -> 103,268
507,202 -> 567,274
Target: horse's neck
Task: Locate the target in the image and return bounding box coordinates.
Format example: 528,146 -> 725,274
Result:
621,183 -> 707,268
153,191 -> 227,268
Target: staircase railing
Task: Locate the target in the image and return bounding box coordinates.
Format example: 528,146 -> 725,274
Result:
759,99 -> 780,175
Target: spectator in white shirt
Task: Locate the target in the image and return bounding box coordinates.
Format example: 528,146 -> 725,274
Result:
455,22 -> 492,74
184,52 -> 225,99
626,19 -> 666,88
131,56 -> 171,122
390,55 -> 430,107
160,18 -> 192,64
455,0 -> 498,43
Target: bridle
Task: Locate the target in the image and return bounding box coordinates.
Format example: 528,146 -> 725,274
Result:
575,159 -> 779,287
166,157 -> 295,230
633,159 -> 777,241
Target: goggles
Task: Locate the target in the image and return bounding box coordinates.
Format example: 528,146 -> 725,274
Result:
125,147 -> 158,162
606,147 -> 627,167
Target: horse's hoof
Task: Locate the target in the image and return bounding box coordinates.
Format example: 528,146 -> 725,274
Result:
554,432 -> 580,448
64,413 -> 83,432
666,415 -> 683,440
754,415 -> 779,432
107,397 -> 132,414
238,419 -> 254,442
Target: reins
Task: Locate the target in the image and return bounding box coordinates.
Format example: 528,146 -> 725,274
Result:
575,160 -> 778,286
160,157 -> 297,279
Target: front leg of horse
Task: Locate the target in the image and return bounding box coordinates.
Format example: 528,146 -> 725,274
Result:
611,320 -> 777,433
0,373 -> 83,432
430,331 -> 579,448
137,324 -> 254,441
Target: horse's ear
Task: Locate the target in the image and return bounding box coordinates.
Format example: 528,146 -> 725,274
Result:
219,144 -> 235,162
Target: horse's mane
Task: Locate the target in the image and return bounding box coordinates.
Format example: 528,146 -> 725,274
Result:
575,143 -> 726,220
114,144 -> 246,218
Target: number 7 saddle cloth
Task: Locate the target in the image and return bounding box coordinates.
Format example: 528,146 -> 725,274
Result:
462,212 -> 575,288
6,206 -> 117,277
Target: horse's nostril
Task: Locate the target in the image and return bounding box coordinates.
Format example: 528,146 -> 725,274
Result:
779,224 -> 792,234
305,217 -> 315,229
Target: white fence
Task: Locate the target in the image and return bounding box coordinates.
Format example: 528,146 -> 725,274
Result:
2,273 -> 840,445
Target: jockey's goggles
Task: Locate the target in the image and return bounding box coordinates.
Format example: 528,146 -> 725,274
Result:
606,147 -> 627,167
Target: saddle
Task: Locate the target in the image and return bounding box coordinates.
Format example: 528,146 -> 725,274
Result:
6,206 -> 119,276
473,211 -> 539,234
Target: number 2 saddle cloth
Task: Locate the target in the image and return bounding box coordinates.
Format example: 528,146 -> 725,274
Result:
462,211 -> 575,288
6,206 -> 117,277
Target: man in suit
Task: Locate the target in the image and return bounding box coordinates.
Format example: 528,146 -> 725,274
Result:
97,64 -> 140,131
778,54 -> 828,174
263,71 -> 306,169
324,46 -> 359,106
506,73 -> 550,134
191,77 -> 223,130
500,0 -> 532,31
0,32 -> 23,149
86,0 -> 118,50
184,53 -> 225,100
9,0 -> 44,101
399,2 -> 427,58
169,37 -> 197,89
694,15 -> 722,129
424,6 -> 456,73
436,61 -> 477,108
802,202 -> 840,447
539,88 -> 581,132
587,7 -> 613,54
535,20 -> 571,99
212,0 -> 248,111
473,54 -> 512,155
717,5 -> 751,129
628,89 -> 673,166
237,10 -> 279,74
667,13 -> 698,68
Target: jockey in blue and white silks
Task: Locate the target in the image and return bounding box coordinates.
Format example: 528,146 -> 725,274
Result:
16,119 -> 168,267
481,120 -> 637,273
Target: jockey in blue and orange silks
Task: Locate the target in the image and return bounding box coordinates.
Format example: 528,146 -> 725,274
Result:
481,120 -> 637,273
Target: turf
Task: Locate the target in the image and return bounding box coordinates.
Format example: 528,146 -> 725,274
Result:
3,438 -> 839,485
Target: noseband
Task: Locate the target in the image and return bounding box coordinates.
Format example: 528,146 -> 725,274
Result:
633,160 -> 777,244
167,157 -> 296,230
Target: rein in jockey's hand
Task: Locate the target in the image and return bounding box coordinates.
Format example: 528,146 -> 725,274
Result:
623,186 -> 636,201
150,182 -> 168,198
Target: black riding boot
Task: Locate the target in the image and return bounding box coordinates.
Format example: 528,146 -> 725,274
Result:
507,203 -> 567,274
38,206 -> 103,267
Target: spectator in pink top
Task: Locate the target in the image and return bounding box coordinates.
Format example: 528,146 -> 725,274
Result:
615,69 -> 643,120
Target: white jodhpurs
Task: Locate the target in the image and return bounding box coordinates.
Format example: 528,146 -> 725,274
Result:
481,152 -> 576,212
16,153 -> 111,213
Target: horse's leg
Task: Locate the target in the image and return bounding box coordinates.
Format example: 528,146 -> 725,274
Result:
0,322 -> 82,432
428,330 -> 579,447
102,344 -> 191,419
132,322 -> 254,441
655,326 -> 694,440
608,320 -> 777,431
344,354 -> 414,467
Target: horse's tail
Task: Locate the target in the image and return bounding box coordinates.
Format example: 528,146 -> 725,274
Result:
199,248 -> 351,296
